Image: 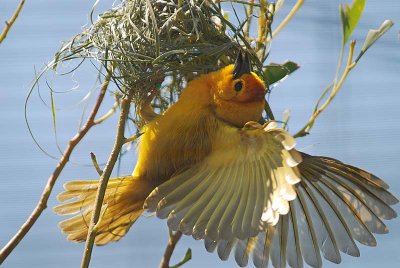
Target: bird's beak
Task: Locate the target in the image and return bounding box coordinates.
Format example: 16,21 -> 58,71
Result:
233,51 -> 252,79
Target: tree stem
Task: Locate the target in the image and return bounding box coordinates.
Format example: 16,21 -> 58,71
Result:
160,231 -> 183,268
294,41 -> 356,138
80,89 -> 134,268
0,71 -> 112,264
269,0 -> 304,42
0,0 -> 25,44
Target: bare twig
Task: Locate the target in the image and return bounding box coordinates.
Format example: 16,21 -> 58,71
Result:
81,89 -> 134,268
124,133 -> 143,144
0,71 -> 113,264
294,41 -> 357,138
90,152 -> 103,175
0,0 -> 25,44
160,231 -> 191,268
94,101 -> 119,125
268,0 -> 304,42
264,101 -> 275,120
243,0 -> 254,39
256,0 -> 267,53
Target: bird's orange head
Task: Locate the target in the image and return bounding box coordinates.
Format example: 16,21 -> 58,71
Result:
211,52 -> 266,127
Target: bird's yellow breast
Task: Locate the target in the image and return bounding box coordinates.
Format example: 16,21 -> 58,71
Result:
132,78 -> 220,184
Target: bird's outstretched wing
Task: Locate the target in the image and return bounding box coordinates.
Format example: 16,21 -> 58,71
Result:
144,121 -> 302,241
204,153 -> 398,268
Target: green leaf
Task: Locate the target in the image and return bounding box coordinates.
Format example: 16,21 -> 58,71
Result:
340,0 -> 365,45
50,90 -> 57,131
170,248 -> 192,268
356,20 -> 394,62
263,61 -> 300,85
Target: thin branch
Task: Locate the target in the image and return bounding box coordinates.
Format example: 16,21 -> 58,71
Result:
333,45 -> 345,87
294,40 -> 357,138
268,0 -> 304,42
282,109 -> 290,131
0,71 -> 113,264
264,101 -> 275,120
90,152 -> 103,175
124,133 -> 142,144
256,1 -> 274,63
260,3 -> 274,63
243,0 -> 254,39
94,101 -> 119,125
160,231 -> 191,268
220,0 -> 260,6
81,89 -> 134,268
256,0 -> 267,54
0,0 -> 25,44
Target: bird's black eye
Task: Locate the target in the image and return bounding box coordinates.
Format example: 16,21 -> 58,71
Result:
234,81 -> 243,92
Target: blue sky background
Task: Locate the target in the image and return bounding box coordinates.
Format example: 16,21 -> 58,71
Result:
0,1 -> 399,267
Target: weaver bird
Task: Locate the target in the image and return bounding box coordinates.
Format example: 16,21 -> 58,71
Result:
55,52 -> 398,268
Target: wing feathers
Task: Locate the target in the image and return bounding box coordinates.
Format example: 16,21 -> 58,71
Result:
235,237 -> 255,267
316,156 -> 389,189
144,125 -> 397,268
252,226 -> 274,268
302,172 -> 361,257
144,122 -> 302,242
307,166 -> 377,246
242,165 -> 259,237
307,156 -> 398,206
162,169 -> 213,216
251,165 -> 265,231
318,169 -> 389,233
218,240 -> 236,261
292,193 -> 322,267
218,164 -> 244,240
286,206 -> 304,268
318,175 -> 379,243
299,183 -> 341,263
191,167 -> 228,239
270,214 -> 288,268
233,164 -> 252,240
205,237 -> 218,253
206,166 -> 239,239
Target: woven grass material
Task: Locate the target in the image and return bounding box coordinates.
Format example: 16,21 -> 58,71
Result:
54,0 -> 248,117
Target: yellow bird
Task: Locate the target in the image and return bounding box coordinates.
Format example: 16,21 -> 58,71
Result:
54,52 -> 398,268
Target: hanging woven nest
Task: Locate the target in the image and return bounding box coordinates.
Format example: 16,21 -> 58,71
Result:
53,0 -> 255,112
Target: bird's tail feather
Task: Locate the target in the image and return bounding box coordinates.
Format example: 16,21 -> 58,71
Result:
54,176 -> 153,245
